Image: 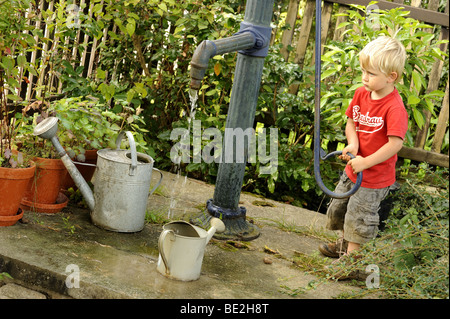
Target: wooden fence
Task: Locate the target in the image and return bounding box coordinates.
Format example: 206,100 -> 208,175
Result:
279,0 -> 449,167
12,0 -> 450,167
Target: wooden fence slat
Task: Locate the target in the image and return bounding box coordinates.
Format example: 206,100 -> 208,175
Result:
71,0 -> 86,69
26,0 -> 45,101
431,80 -> 449,154
288,0 -> 315,94
328,0 -> 449,27
36,0 -> 55,99
398,146 -> 449,168
414,0 -> 449,149
280,0 -> 301,61
333,5 -> 349,41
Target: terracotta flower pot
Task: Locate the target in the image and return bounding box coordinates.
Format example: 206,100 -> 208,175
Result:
0,163 -> 36,224
0,209 -> 24,227
22,157 -> 66,205
20,192 -> 69,214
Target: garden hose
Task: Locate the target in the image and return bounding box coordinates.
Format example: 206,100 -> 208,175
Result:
313,0 -> 363,199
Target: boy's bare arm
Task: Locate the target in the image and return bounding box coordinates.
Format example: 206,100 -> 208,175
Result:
348,136 -> 404,174
340,118 -> 359,159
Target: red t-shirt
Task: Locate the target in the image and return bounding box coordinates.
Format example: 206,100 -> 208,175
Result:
345,87 -> 408,188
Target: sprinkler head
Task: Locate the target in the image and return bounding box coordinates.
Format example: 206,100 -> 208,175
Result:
33,117 -> 59,140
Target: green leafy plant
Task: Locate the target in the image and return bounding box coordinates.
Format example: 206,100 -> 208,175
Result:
49,97 -> 119,158
49,96 -> 150,157
0,0 -> 35,168
15,101 -> 60,159
0,272 -> 13,281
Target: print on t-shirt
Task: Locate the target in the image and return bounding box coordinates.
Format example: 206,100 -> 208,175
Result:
352,105 -> 385,134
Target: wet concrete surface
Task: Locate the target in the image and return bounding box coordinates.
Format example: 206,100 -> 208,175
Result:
0,170 -> 362,300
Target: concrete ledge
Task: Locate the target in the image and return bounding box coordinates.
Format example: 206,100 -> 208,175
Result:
0,170 -> 358,300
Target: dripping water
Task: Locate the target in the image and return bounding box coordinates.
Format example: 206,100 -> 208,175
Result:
167,88 -> 199,219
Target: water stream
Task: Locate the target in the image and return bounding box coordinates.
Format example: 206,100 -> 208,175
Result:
167,89 -> 199,219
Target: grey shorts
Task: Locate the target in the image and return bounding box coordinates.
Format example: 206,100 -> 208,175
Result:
326,171 -> 390,244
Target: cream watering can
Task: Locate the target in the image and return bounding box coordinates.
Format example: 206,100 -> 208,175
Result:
33,117 -> 163,232
157,218 -> 225,281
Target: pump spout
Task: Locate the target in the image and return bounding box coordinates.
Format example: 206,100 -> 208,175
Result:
189,32 -> 256,90
33,117 -> 96,211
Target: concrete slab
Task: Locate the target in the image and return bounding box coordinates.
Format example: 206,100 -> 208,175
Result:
0,170 -> 361,301
0,283 -> 46,299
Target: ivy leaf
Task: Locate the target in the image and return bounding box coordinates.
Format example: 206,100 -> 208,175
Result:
407,94 -> 420,105
126,19 -> 136,37
411,70 -> 423,92
413,108 -> 424,129
158,3 -> 168,12
214,63 -> 222,76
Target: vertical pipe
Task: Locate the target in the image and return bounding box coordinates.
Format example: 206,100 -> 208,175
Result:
209,0 -> 274,240
212,55 -> 265,210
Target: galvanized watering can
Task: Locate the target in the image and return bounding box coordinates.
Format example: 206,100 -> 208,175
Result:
33,117 -> 163,232
157,218 -> 225,281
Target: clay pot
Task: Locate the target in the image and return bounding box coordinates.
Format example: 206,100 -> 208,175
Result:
0,209 -> 24,227
22,157 -> 66,205
20,192 -> 69,214
0,163 -> 36,226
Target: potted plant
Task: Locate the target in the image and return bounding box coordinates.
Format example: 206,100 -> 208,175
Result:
0,90 -> 36,225
0,0 -> 38,225
0,126 -> 36,225
16,104 -> 68,213
48,97 -> 120,191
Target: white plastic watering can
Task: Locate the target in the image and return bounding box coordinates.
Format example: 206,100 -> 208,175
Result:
157,218 -> 225,281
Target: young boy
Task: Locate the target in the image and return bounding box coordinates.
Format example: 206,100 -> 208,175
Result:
319,36 -> 408,258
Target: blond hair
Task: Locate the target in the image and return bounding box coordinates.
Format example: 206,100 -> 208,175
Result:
359,36 -> 406,83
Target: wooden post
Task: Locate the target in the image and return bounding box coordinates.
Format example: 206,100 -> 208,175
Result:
431,80 -> 449,154
280,0 -> 300,61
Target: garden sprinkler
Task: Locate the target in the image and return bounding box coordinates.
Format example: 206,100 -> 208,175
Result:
313,0 -> 362,198
33,117 -> 163,232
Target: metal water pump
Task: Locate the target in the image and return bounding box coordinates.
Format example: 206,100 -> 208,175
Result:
189,0 -> 274,240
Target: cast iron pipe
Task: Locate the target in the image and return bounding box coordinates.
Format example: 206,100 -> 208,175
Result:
190,19 -> 272,90
190,33 -> 256,90
189,0 -> 273,241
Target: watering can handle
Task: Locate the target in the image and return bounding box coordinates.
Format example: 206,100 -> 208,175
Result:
158,229 -> 175,276
115,131 -> 138,176
149,168 -> 164,196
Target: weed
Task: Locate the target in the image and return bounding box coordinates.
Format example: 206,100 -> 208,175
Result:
0,272 -> 13,281
145,209 -> 170,225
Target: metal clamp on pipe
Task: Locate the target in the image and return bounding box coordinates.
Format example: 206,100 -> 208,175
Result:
235,21 -> 272,57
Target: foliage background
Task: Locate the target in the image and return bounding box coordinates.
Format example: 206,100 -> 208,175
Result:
47,0 -> 446,211
3,0 -> 448,210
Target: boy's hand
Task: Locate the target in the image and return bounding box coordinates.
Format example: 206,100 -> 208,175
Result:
348,156 -> 366,174
339,144 -> 358,161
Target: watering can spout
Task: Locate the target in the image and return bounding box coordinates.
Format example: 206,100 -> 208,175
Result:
206,217 -> 226,243
33,117 -> 95,211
